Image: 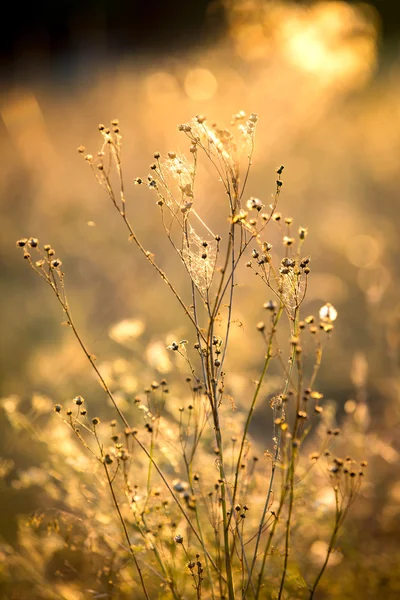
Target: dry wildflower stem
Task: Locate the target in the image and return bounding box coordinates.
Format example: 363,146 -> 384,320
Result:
17,113 -> 366,600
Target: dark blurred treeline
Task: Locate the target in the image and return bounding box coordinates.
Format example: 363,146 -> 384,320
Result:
1,1 -> 400,79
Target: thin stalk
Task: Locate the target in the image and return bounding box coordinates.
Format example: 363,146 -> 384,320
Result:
254,307 -> 300,598
277,308 -> 303,600
229,304 -> 284,525
94,433 -> 150,600
183,457 -> 217,600
309,513 -> 340,600
277,448 -> 297,600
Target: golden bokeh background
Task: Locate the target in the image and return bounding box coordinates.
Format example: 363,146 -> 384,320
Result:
1,1 -> 400,598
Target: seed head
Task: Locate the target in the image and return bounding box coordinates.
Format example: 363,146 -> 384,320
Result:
246,197 -> 263,211
283,236 -> 294,246
299,227 -> 308,240
264,300 -> 277,311
174,534 -> 184,544
319,303 -> 338,323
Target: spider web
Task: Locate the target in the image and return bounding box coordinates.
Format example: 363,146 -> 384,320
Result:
181,224 -> 217,296
280,272 -> 305,314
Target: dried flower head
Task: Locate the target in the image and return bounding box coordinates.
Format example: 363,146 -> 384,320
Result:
319,303 -> 338,322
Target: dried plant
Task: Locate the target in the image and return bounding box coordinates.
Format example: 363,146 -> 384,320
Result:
14,112 -> 367,600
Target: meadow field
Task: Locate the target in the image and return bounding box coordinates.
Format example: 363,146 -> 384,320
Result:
1,2 -> 400,598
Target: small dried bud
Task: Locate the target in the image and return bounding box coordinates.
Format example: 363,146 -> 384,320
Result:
50,259 -> 62,268
16,238 -> 28,247
92,417 -> 100,425
246,197 -> 263,211
256,321 -> 265,332
319,303 -> 338,323
300,257 -> 310,268
134,177 -> 143,185
28,238 -> 39,248
54,404 -> 62,413
281,257 -> 295,268
174,534 -> 184,544
264,300 -> 277,311
73,396 -> 84,406
299,227 -> 307,240
283,236 -> 294,246
104,454 -> 114,465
